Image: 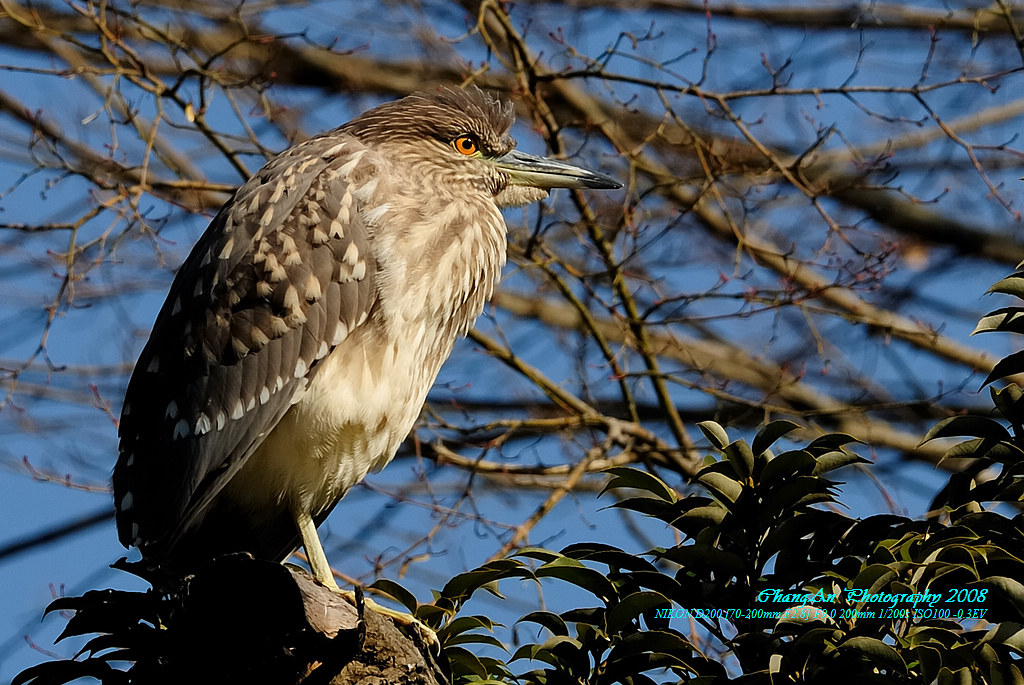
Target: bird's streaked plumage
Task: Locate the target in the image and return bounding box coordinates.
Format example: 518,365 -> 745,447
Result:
113,86 -> 619,585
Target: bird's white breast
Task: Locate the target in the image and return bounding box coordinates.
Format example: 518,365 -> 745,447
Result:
221,173 -> 507,523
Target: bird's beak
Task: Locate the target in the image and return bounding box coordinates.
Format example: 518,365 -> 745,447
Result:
493,150 -> 621,190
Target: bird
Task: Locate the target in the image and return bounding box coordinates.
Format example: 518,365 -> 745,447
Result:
112,86 -> 620,602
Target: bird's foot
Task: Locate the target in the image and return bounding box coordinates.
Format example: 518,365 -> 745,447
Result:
332,587 -> 439,649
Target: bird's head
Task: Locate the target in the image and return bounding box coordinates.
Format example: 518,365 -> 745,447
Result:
340,86 -> 620,207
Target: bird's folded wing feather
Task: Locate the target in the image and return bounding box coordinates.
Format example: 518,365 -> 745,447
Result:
113,137 -> 378,554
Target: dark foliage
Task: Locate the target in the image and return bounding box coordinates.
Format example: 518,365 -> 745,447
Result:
16,273 -> 1024,683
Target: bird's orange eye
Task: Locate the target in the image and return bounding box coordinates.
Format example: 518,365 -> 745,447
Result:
451,135 -> 479,156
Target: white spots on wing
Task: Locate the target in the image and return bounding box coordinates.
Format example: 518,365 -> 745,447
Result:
269,179 -> 287,204
200,249 -> 211,268
332,321 -> 349,345
260,206 -> 275,227
329,219 -> 345,239
171,297 -> 182,316
357,311 -> 369,326
147,356 -> 160,373
337,150 -> 366,178
284,285 -> 300,310
173,419 -> 189,440
263,252 -> 287,282
317,340 -> 329,358
247,193 -> 261,214
231,400 -> 245,420
281,234 -> 302,266
231,337 -> 248,358
246,396 -> 257,411
215,411 -> 227,431
294,358 -> 308,378
304,273 -> 322,302
195,413 -> 211,435
296,157 -> 318,175
343,242 -> 360,266
256,280 -> 273,297
120,492 -> 133,511
321,142 -> 346,159
352,260 -> 366,280
251,327 -> 270,348
269,316 -> 289,336
259,386 -> 271,405
219,238 -> 235,260
274,376 -> 285,391
336,188 -> 353,226
165,400 -> 178,419
312,227 -> 330,245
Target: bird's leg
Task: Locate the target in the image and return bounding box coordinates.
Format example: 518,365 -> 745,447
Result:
296,509 -> 340,589
294,509 -> 439,648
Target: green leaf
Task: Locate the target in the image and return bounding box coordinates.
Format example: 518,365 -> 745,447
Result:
923,416 -> 1012,443
674,505 -> 727,529
445,645 -> 490,678
759,450 -> 817,487
838,636 -> 907,675
697,421 -> 730,450
777,604 -> 834,624
444,614 -> 499,637
991,384 -> 1024,422
607,629 -> 694,659
535,560 -> 618,602
511,635 -> 584,666
369,578 -> 419,614
984,350 -> 1024,387
601,467 -> 677,502
606,591 -> 672,634
988,272 -> 1024,298
979,622 -> 1024,653
605,496 -> 677,519
696,470 -> 743,504
517,611 -> 569,636
444,631 -> 508,650
724,440 -> 755,479
560,542 -> 659,573
768,475 -> 830,511
661,545 -> 746,578
974,308 -> 1024,335
981,576 -> 1024,620
938,438 -> 1024,465
752,420 -> 803,456
813,450 -> 869,475
806,433 -> 863,451
438,560 -> 531,602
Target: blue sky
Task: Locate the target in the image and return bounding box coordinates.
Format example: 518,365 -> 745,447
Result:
2,1 -> 1024,680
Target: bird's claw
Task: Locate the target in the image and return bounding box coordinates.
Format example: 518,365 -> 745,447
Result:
332,588 -> 440,649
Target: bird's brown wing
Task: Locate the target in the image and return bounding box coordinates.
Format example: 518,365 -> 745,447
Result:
114,137 -> 378,559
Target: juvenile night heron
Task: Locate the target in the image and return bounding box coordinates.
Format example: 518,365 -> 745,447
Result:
113,86 -> 619,601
